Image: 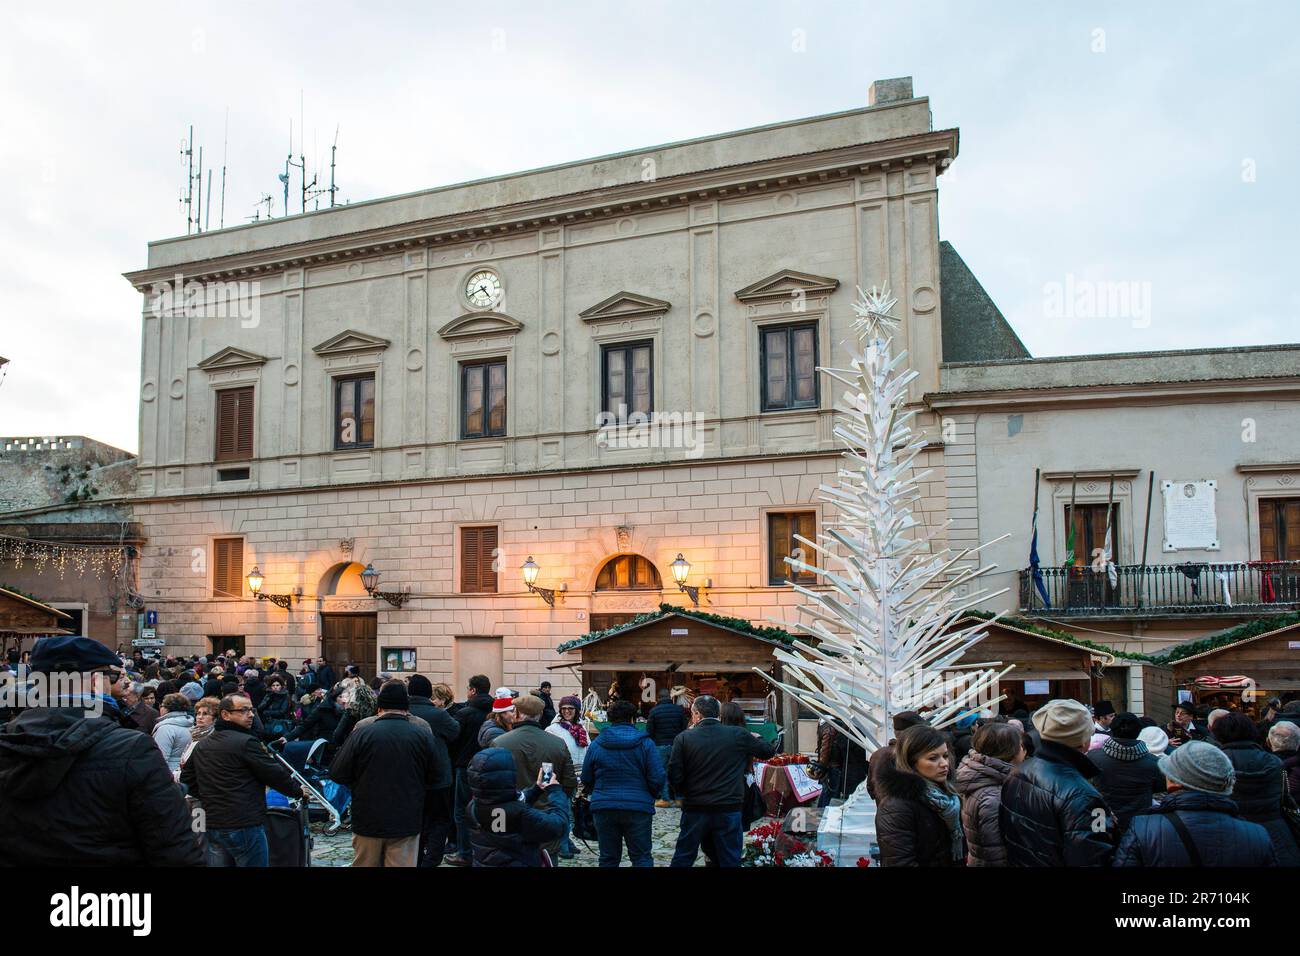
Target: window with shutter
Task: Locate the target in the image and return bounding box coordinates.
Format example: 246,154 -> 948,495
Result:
761,323 -> 819,412
1260,498 -> 1300,561
212,537 -> 244,598
768,511 -> 817,585
215,387 -> 254,462
460,360 -> 507,439
334,374 -> 376,449
460,526 -> 499,593
601,341 -> 653,416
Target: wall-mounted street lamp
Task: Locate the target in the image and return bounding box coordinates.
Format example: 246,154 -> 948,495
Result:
670,553 -> 708,607
246,566 -> 300,610
360,562 -> 410,609
521,555 -> 561,608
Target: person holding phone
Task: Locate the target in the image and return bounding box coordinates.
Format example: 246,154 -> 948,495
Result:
465,749 -> 571,866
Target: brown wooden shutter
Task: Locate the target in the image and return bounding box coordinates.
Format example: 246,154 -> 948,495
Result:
215,387 -> 254,462
1260,500 -> 1279,561
212,538 -> 243,597
1285,502 -> 1300,561
461,526 -> 498,593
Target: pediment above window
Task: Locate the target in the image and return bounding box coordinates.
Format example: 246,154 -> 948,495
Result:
438,312 -> 524,340
311,330 -> 392,356
196,347 -> 270,371
579,292 -> 672,322
735,269 -> 839,303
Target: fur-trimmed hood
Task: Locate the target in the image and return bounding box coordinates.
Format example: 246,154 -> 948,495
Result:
876,755 -> 950,802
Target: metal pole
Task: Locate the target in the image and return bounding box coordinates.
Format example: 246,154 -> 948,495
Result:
1138,471 -> 1155,610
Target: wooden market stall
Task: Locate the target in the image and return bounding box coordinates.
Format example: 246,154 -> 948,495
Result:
555,607 -> 798,743
1170,619 -> 1300,714
0,586 -> 73,656
945,616 -> 1112,715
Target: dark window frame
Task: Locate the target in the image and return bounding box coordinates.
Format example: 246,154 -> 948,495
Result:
767,511 -> 817,586
600,340 -> 655,418
460,358 -> 508,440
333,372 -> 376,450
760,322 -> 820,412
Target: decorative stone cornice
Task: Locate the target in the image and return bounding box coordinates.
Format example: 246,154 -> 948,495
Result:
1041,469 -> 1141,482
123,129 -> 959,291
196,347 -> 270,371
438,312 -> 524,340
1236,461 -> 1300,474
311,330 -> 392,356
925,377 -> 1300,412
579,292 -> 672,322
735,269 -> 839,303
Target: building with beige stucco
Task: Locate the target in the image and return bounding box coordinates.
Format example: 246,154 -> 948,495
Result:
122,76 -> 1300,717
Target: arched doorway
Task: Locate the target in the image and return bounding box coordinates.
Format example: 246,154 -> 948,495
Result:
318,562 -> 376,681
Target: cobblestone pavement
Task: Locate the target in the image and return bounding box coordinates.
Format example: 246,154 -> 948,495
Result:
310,806 -> 713,867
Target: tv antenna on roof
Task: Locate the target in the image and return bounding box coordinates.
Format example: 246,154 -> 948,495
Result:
306,125 -> 340,209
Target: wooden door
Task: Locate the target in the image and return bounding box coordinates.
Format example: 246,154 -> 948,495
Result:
321,613 -> 378,682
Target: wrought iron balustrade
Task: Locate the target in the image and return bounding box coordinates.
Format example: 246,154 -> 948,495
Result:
1019,561 -> 1300,616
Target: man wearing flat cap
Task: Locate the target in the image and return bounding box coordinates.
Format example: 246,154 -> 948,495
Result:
0,635 -> 203,866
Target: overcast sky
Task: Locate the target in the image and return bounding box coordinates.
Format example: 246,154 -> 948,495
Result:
2,1 -> 1296,454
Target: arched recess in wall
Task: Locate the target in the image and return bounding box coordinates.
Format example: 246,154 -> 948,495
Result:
318,561 -> 369,596
593,554 -> 663,591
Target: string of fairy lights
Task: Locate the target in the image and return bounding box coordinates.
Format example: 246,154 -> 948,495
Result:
0,534 -> 130,579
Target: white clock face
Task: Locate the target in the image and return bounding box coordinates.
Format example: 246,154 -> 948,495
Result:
465,270 -> 503,309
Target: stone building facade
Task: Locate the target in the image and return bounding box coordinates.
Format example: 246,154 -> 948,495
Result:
123,75 -> 1300,709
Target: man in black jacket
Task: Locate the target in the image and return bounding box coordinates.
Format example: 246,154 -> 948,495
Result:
445,674 -> 493,866
180,692 -> 306,866
1000,698 -> 1116,866
407,674 -> 460,867
537,681 -> 556,728
330,681 -> 439,866
1086,711 -> 1164,831
646,690 -> 688,806
0,636 -> 203,867
668,695 -> 774,867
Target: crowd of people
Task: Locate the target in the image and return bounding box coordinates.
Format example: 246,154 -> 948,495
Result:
5,635 -> 1298,868
869,696 -> 1300,867
0,637 -> 773,867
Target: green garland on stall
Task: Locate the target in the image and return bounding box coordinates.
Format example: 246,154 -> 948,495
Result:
962,609 -> 1154,662
555,602 -> 804,655
1151,612 -> 1300,664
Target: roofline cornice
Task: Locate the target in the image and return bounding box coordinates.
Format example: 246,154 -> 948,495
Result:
924,376 -> 1300,412
123,129 -> 958,291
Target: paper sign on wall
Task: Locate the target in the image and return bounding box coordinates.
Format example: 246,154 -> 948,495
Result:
1023,680 -> 1051,696
1162,479 -> 1219,551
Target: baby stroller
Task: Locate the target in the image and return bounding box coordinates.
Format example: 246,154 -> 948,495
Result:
267,738 -> 351,825
265,745 -> 343,867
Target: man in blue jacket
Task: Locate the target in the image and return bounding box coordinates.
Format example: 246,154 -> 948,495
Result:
1114,740 -> 1276,867
581,699 -> 665,867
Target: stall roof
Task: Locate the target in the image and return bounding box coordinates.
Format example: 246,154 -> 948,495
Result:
1161,617 -> 1300,667
0,587 -> 72,620
556,603 -> 801,655
951,615 -> 1117,663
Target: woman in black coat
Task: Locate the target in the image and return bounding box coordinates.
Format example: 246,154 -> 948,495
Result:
1213,712 -> 1300,866
875,724 -> 965,867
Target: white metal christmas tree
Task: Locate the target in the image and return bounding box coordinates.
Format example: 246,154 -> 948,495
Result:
763,285 -> 1014,762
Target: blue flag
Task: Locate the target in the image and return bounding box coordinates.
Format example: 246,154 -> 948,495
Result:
1029,514 -> 1051,608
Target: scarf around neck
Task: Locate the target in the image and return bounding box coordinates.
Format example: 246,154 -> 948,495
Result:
922,783 -> 964,862
1102,736 -> 1149,762
557,718 -> 588,748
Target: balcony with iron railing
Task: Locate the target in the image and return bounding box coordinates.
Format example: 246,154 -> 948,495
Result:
1018,561 -> 1300,617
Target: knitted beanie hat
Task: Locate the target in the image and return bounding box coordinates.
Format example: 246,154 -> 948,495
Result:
376,681 -> 410,711
1158,739 -> 1235,795
1032,699 -> 1094,749
1138,725 -> 1170,756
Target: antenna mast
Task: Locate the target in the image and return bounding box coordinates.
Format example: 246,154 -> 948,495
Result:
219,107 -> 229,229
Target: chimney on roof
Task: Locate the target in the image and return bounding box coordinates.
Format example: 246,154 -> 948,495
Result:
868,76 -> 914,106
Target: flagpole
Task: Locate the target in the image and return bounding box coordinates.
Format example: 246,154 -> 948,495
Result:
1103,474 -> 1117,599
1137,471 -> 1155,610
